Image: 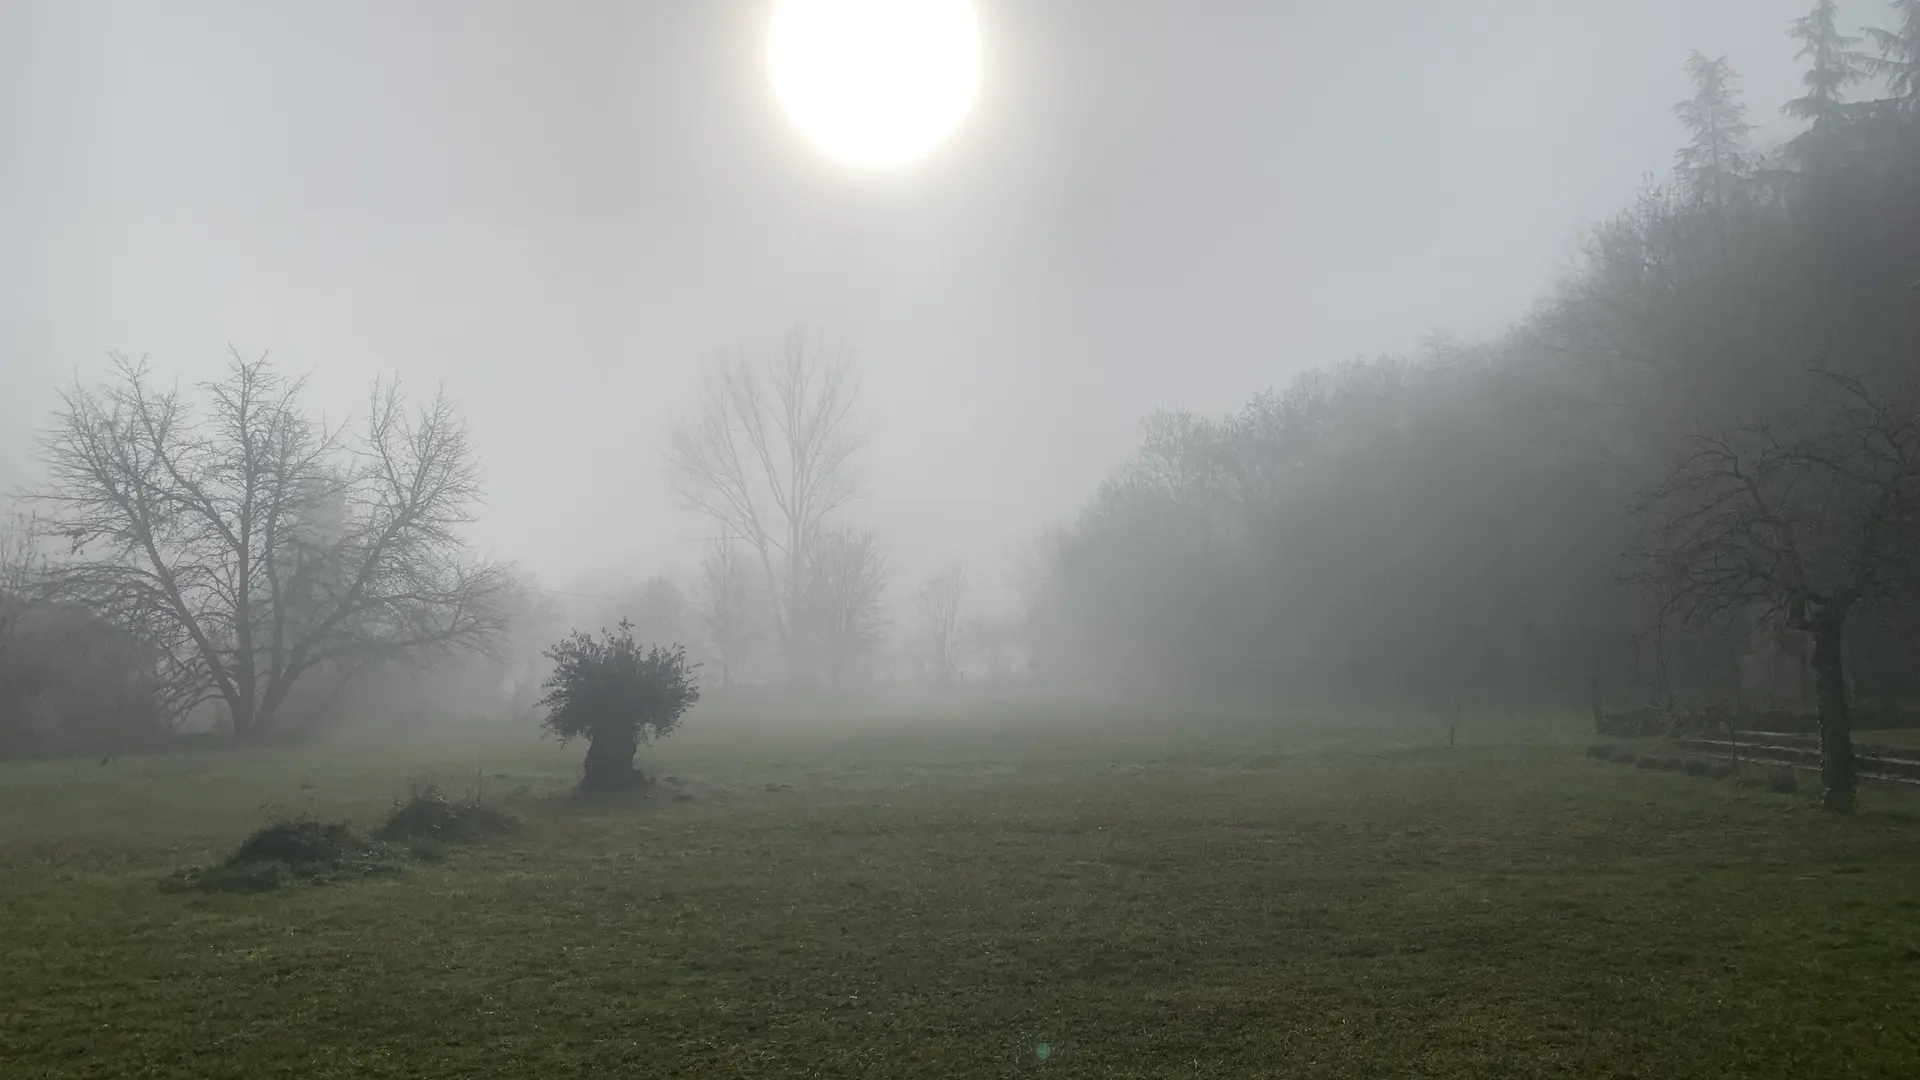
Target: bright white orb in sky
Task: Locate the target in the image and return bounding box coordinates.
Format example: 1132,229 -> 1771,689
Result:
768,0 -> 980,168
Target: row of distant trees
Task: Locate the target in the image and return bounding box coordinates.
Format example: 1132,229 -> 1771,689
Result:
575,555 -> 1007,695
0,333 -> 1016,755
1025,1 -> 1920,811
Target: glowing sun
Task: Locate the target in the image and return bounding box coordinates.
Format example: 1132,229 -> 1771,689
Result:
768,0 -> 980,168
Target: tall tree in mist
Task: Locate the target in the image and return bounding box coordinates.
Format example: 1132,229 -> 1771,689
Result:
669,327 -> 866,683
1675,52 -> 1754,208
1630,370 -> 1920,813
32,353 -> 510,741
804,527 -> 888,689
696,538 -> 758,688
915,562 -> 967,686
1866,1 -> 1920,107
1785,1 -> 1870,130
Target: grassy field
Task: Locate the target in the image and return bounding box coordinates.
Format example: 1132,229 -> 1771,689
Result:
4,703 -> 1920,1078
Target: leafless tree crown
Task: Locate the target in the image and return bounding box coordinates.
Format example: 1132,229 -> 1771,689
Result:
668,327 -> 867,677
1630,368 -> 1920,632
30,351 -> 510,736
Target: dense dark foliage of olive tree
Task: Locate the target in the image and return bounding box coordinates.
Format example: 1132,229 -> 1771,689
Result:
538,621 -> 699,791
1029,5 -> 1920,727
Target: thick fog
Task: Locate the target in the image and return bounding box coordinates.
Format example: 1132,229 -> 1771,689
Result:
0,0 -> 1851,593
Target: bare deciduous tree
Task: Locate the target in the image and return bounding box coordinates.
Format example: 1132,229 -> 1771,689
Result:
1630,369 -> 1920,812
0,512 -> 36,677
697,537 -> 757,688
804,526 -> 888,689
31,352 -> 511,741
668,327 -> 866,682
915,562 -> 966,686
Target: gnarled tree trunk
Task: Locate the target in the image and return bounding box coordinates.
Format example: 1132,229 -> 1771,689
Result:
581,729 -> 641,791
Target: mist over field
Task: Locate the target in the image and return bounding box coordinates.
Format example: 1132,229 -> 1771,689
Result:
3,2 -> 1920,1077
0,2 -> 1869,586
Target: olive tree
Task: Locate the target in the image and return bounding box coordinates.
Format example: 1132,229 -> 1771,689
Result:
538,620 -> 699,790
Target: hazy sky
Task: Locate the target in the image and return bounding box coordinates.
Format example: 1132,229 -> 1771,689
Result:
0,0 -> 1881,594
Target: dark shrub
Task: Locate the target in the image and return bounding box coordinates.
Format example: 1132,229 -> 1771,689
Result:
1767,767 -> 1800,794
1684,759 -> 1710,777
1659,757 -> 1686,772
1709,763 -> 1737,781
376,783 -> 520,844
540,620 -> 701,792
1636,756 -> 1660,769
1613,749 -> 1640,764
1586,744 -> 1616,760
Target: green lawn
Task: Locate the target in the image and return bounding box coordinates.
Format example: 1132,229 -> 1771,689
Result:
3,704 -> 1919,1078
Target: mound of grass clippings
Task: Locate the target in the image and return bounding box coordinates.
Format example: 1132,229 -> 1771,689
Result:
160,818 -> 407,895
227,819 -> 361,866
375,783 -> 521,845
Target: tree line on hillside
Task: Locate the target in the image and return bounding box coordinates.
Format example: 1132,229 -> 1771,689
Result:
1025,2 -> 1920,810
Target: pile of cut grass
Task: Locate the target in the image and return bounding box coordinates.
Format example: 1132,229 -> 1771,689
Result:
375,782 -> 522,845
161,818 -> 406,894
161,783 -> 520,894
